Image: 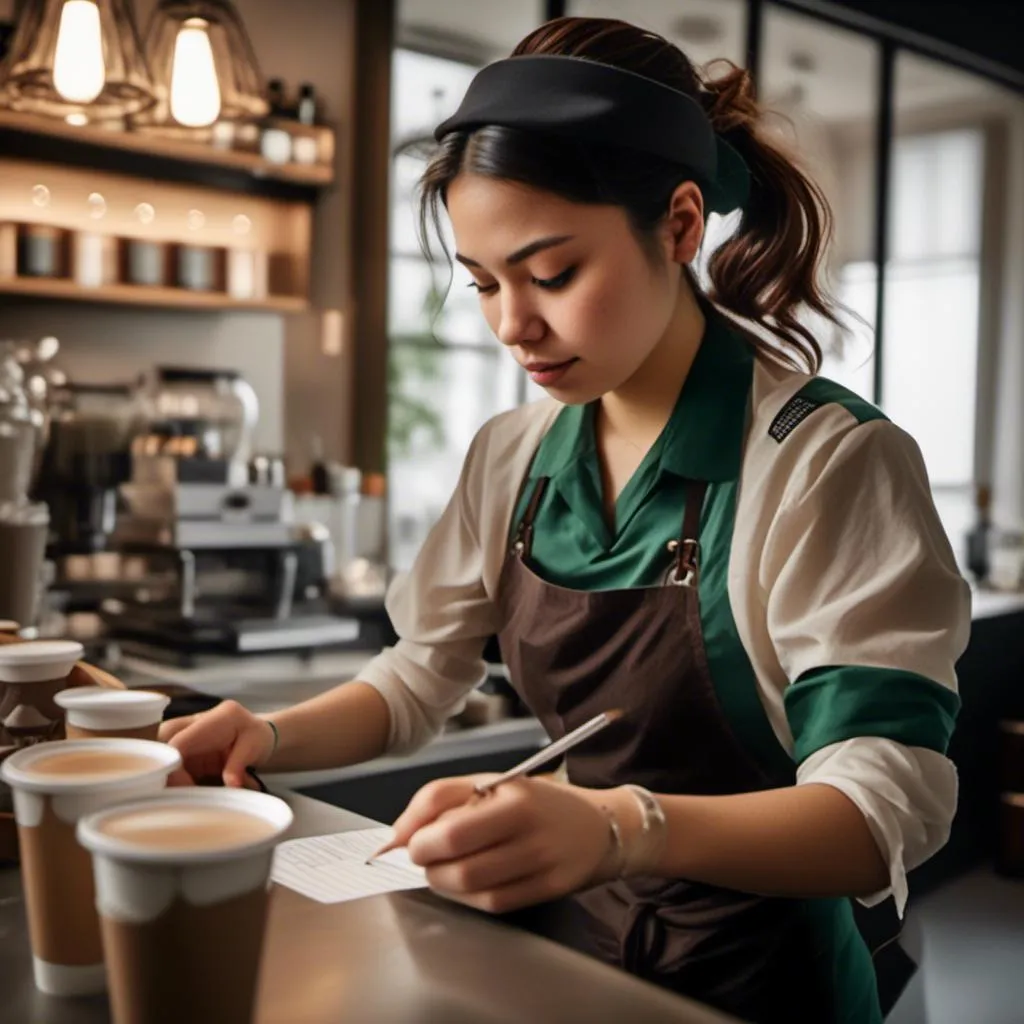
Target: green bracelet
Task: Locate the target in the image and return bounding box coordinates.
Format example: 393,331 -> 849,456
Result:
265,718 -> 280,758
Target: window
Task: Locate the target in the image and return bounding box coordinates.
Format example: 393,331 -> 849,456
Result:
882,128 -> 984,489
760,7 -> 881,398
387,49 -> 530,572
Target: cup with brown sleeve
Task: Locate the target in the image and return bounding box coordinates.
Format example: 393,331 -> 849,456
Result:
0,639 -> 83,747
0,737 -> 182,995
0,640 -> 83,817
55,687 -> 171,741
77,787 -> 294,1024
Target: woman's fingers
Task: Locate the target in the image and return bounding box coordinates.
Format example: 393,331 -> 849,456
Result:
159,701 -> 271,788
404,777 -> 614,914
222,724 -> 274,788
157,714 -> 195,743
423,834 -> 546,895
407,783 -> 531,866
166,767 -> 196,788
439,869 -> 566,916
391,775 -> 493,848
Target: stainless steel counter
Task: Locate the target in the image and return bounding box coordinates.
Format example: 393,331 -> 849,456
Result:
1,791 -> 737,1024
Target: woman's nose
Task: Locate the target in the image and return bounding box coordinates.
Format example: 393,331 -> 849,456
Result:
495,291 -> 544,348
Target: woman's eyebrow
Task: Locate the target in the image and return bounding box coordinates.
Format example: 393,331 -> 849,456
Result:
455,234 -> 575,269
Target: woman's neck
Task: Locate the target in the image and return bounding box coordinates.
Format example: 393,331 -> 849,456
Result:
598,283 -> 706,453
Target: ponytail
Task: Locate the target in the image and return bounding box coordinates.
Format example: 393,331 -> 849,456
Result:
699,63 -> 835,372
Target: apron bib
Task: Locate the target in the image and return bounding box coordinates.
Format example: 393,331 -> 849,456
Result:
496,475 -> 835,1023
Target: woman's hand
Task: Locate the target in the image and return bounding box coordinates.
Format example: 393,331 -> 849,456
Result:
391,775 -> 614,914
158,700 -> 275,788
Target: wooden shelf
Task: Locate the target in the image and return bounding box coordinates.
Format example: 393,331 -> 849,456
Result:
0,109 -> 333,201
0,276 -> 307,313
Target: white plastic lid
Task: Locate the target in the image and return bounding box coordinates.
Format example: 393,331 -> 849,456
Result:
55,687 -> 171,731
77,787 -> 294,864
0,640 -> 84,683
0,737 -> 181,793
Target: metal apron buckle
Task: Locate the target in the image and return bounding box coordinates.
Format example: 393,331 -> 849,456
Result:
666,538 -> 699,587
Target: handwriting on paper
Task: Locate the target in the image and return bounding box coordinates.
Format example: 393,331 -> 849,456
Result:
271,828 -> 427,904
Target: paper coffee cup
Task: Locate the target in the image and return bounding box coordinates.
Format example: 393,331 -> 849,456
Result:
0,738 -> 182,996
0,639 -> 82,683
78,788 -> 294,1024
55,688 -> 171,741
0,639 -> 83,743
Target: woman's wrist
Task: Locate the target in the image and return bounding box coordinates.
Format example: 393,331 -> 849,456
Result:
620,784 -> 668,876
256,715 -> 280,767
582,785 -> 668,880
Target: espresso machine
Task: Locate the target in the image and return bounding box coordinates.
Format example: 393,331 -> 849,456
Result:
101,366 -> 360,663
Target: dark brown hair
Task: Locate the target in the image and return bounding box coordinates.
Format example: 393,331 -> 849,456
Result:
420,16 -> 842,373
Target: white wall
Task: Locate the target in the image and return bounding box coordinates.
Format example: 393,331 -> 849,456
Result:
990,106 -> 1024,532
0,0 -> 357,470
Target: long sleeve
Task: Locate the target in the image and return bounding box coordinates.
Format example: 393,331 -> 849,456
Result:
358,430 -> 499,755
761,418 -> 971,912
356,399 -> 561,756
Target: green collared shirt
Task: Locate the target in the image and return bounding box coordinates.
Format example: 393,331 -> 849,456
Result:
512,311 -> 753,590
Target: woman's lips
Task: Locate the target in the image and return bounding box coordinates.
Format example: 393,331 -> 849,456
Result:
524,358 -> 578,387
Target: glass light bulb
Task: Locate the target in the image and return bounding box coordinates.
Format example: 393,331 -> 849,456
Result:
169,18 -> 221,128
52,1 -> 106,104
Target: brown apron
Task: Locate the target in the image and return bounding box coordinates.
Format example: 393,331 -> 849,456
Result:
496,476 -> 834,1023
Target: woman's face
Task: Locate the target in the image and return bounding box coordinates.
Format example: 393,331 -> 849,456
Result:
446,173 -> 690,404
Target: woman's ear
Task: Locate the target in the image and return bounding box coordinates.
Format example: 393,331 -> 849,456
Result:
662,181 -> 705,265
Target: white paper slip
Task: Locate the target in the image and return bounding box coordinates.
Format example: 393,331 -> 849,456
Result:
271,828 -> 428,904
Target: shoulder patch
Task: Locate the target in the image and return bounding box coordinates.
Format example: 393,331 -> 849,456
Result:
768,378 -> 888,443
797,378 -> 887,426
768,395 -> 822,443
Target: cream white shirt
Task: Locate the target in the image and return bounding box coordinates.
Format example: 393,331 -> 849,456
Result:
358,352 -> 971,914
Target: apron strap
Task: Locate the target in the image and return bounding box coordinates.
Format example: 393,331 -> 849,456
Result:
668,479 -> 708,586
513,476 -> 550,559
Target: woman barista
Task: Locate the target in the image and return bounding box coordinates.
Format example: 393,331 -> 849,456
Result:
160,17 -> 970,1023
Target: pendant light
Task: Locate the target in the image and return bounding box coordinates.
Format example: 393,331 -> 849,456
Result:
133,0 -> 267,134
0,0 -> 154,123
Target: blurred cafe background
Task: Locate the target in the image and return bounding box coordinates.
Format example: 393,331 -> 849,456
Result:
0,2 -> 1023,1020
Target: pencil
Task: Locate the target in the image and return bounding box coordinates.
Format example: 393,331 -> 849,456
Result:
365,708 -> 622,864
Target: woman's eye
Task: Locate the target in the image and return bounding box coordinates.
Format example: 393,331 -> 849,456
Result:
533,266 -> 577,290
466,266 -> 576,294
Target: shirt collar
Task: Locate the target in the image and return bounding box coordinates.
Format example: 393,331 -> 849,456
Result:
658,309 -> 753,482
530,307 -> 754,484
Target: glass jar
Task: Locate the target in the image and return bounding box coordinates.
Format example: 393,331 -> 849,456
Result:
136,366 -> 259,468
13,334 -> 65,494
0,347 -> 37,507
